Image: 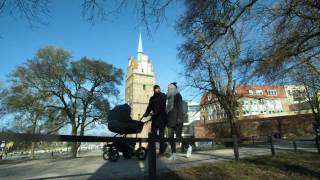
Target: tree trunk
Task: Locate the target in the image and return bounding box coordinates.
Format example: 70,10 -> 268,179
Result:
31,117 -> 37,159
76,119 -> 86,157
233,134 -> 240,161
277,119 -> 283,138
314,121 -> 320,154
312,102 -> 320,153
31,142 -> 35,159
231,121 -> 240,161
71,143 -> 78,158
71,124 -> 78,158
228,113 -> 240,161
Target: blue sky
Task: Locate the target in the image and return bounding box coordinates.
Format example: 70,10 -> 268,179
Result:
0,1 -> 194,104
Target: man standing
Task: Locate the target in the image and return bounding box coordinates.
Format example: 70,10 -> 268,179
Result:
143,85 -> 167,155
166,82 -> 184,160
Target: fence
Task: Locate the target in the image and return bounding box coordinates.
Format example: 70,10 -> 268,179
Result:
0,132 -> 319,179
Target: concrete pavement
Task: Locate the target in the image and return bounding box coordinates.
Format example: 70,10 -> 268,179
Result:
0,147 -> 273,180
0,139 -> 318,180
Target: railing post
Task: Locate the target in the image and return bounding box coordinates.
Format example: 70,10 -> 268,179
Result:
293,139 -> 297,152
211,140 -> 215,149
181,139 -> 186,153
313,123 -> 320,154
148,132 -> 156,179
268,136 -> 275,156
233,135 -> 240,161
316,135 -> 320,154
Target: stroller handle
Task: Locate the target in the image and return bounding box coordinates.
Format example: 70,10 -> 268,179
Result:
139,116 -> 152,124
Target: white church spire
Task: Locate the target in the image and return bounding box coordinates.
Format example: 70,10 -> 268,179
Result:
137,32 -> 143,54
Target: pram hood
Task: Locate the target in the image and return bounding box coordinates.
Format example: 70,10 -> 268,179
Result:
108,103 -> 132,122
108,104 -> 144,135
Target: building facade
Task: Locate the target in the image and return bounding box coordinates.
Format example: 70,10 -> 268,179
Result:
283,85 -> 310,110
200,86 -> 292,123
182,102 -> 201,137
125,33 -> 155,137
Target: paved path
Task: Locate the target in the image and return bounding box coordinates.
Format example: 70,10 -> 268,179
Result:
0,147 -> 274,180
1,140 -> 318,180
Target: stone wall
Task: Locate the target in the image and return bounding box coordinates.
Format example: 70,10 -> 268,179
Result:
195,114 -> 315,139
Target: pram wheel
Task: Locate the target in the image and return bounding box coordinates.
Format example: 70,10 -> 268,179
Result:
123,149 -> 134,159
108,149 -> 120,162
102,151 -> 109,160
136,147 -> 147,160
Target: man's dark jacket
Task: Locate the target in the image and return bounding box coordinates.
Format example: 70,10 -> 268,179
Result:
144,92 -> 167,127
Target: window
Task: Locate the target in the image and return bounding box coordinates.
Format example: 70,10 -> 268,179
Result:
242,100 -> 249,114
256,90 -> 263,95
249,90 -> 263,95
259,99 -> 265,113
292,90 -> 306,101
208,105 -> 214,119
267,90 -> 277,96
251,100 -> 258,112
143,84 -> 146,90
275,100 -> 283,112
189,105 -> 199,112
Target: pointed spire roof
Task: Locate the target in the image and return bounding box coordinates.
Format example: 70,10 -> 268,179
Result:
137,33 -> 143,54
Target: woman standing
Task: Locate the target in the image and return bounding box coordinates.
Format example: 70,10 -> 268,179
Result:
166,82 -> 184,160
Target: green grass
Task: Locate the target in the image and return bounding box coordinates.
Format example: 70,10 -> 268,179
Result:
158,152 -> 320,180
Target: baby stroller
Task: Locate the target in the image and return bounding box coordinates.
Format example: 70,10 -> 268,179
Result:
103,104 -> 150,162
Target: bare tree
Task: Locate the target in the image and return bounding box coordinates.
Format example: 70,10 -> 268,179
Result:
254,0 -> 320,80
289,62 -> 320,152
4,82 -> 54,158
8,46 -> 123,158
0,0 -> 174,32
0,0 -> 51,28
177,0 -> 255,160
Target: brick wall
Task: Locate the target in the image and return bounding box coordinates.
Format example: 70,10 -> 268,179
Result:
195,114 -> 315,139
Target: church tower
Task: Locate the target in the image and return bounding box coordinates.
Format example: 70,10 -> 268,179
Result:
125,33 -> 155,137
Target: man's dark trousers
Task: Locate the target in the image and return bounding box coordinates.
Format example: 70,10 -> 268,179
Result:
151,114 -> 166,154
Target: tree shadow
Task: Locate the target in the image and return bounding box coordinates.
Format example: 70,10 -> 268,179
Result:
157,164 -> 231,180
88,155 -> 148,180
245,157 -> 320,178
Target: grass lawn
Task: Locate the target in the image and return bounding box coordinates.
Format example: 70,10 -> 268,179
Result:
158,152 -> 320,180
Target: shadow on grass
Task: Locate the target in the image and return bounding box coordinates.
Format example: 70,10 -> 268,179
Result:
159,164 -> 232,180
244,153 -> 320,178
156,152 -> 320,180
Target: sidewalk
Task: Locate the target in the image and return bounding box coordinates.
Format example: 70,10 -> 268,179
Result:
0,147 -> 275,180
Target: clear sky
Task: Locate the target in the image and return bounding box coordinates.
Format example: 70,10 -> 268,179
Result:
0,1 -> 193,104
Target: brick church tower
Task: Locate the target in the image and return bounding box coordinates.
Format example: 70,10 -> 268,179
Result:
125,33 -> 155,137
